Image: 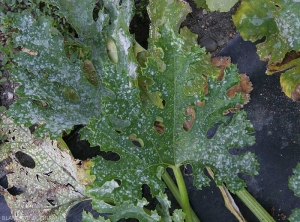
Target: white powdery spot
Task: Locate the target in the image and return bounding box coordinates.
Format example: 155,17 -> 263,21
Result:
116,30 -> 131,56
127,62 -> 137,79
249,15 -> 264,26
276,10 -> 300,48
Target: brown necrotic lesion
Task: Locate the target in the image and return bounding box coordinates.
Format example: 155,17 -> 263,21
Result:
154,116 -> 165,134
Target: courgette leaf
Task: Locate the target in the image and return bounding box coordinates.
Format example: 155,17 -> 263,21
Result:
81,0 -> 258,219
6,0 -> 138,138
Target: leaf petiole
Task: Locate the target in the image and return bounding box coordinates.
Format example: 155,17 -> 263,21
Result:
162,170 -> 200,222
236,189 -> 275,222
164,165 -> 199,222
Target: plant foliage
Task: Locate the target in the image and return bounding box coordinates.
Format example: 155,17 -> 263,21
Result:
80,0 -> 258,219
233,0 -> 300,100
0,0 -> 265,221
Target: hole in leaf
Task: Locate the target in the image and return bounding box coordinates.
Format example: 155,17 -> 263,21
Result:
7,186 -> 23,196
142,184 -> 158,211
43,171 -> 53,176
47,198 -> 56,206
29,124 -> 39,134
92,1 -> 103,21
115,179 -> 121,186
162,99 -> 166,107
129,134 -> 144,148
129,0 -> 150,49
115,129 -> 123,134
206,123 -> 221,139
15,151 -> 35,169
183,106 -> 196,132
101,151 -> 120,161
0,176 -> 8,189
154,117 -> 165,134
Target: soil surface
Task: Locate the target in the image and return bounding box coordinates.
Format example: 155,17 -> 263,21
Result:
181,0 -> 238,55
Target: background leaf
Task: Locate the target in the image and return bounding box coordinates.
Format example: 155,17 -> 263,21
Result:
233,0 -> 300,100
233,0 -> 300,64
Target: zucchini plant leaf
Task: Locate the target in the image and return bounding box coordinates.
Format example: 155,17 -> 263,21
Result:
81,0 -> 258,218
6,0 -> 138,138
0,114 -> 87,221
289,163 -> 300,221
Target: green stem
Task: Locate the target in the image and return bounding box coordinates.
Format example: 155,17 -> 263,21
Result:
162,171 -> 200,222
236,188 -> 275,222
171,165 -> 194,222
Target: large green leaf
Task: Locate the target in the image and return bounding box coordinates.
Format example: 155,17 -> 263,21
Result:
81,0 -> 258,218
6,0 -> 138,138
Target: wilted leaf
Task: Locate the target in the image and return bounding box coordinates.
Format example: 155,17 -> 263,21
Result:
0,115 -> 87,221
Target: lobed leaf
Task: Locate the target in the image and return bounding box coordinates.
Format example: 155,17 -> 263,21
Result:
6,0 -> 138,138
82,0 -> 258,217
